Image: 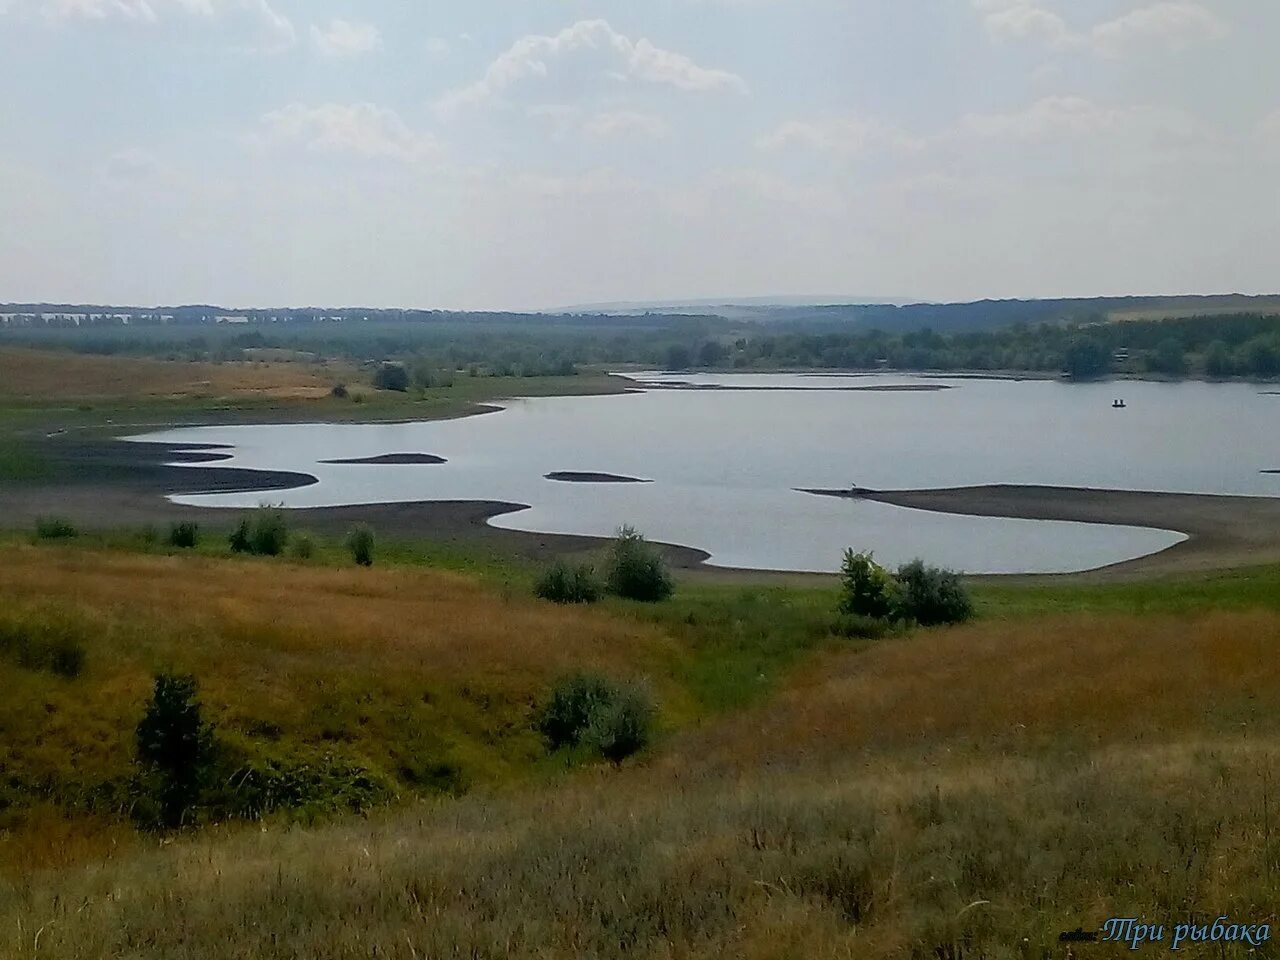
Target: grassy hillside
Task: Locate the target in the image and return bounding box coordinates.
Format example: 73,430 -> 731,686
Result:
2,530 -> 1280,955
4,551 -> 1280,956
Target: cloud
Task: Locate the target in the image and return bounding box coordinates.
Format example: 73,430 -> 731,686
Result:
1258,110 -> 1280,149
436,19 -> 747,114
260,103 -> 438,162
972,1 -> 1230,57
2,0 -> 296,50
958,95 -> 1198,142
974,0 -> 1071,45
582,110 -> 670,140
424,36 -> 450,59
310,18 -> 379,58
758,116 -> 921,156
1091,2 -> 1230,57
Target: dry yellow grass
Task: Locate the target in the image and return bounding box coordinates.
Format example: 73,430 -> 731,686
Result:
6,546 -> 1280,957
671,610 -> 1280,772
0,544 -> 682,867
0,347 -> 343,401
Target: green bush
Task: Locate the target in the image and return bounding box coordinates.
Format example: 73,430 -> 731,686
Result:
34,516 -> 78,540
838,550 -> 901,620
535,562 -> 603,604
538,674 -> 621,750
894,560 -> 974,626
229,507 -> 289,557
290,532 -> 315,561
372,363 -> 410,392
585,683 -> 655,764
604,526 -> 674,603
168,521 -> 200,549
346,524 -> 375,567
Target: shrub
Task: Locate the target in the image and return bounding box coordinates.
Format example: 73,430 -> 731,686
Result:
535,562 -> 603,604
894,560 -> 974,626
168,521 -> 200,549
538,674 -> 656,763
373,363 -> 410,392
585,683 -> 655,764
34,516 -> 78,540
135,673 -> 217,828
330,383 -> 349,399
290,531 -> 315,561
838,550 -> 900,620
229,507 -> 289,557
537,674 -> 619,750
346,524 -> 375,567
604,526 -> 674,603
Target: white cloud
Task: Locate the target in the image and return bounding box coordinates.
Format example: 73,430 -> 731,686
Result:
261,103 -> 438,162
758,116 -> 921,155
972,0 -> 1230,57
975,0 -> 1071,45
582,110 -> 670,140
424,36 -> 450,59
436,19 -> 747,114
310,18 -> 379,58
1091,2 -> 1230,57
2,0 -> 295,50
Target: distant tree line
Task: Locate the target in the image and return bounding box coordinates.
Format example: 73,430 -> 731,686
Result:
5,309 -> 1280,381
674,313 -> 1280,380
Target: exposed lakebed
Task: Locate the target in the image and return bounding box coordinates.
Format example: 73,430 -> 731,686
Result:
124,372 -> 1280,574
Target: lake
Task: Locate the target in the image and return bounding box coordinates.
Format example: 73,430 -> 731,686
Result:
126,373 -> 1280,574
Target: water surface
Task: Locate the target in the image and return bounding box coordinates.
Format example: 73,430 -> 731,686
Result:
128,373 -> 1280,573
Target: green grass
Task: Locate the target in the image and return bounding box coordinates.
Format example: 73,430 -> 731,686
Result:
974,564 -> 1280,618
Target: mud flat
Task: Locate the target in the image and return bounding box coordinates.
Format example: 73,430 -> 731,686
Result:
544,471 -> 652,483
321,454 -> 448,465
803,484 -> 1280,581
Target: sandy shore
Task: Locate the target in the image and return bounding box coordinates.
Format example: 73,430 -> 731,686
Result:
805,485 -> 1280,582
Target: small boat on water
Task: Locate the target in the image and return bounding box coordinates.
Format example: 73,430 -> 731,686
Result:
1112,399 -> 1127,409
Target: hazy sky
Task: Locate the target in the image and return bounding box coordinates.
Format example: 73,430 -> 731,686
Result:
1,0 -> 1276,309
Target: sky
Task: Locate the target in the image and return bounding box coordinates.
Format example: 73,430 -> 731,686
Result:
0,0 -> 1277,310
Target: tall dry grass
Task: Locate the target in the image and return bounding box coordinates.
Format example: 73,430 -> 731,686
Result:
0,545 -> 680,864
6,546 -> 1280,956
4,739 -> 1277,958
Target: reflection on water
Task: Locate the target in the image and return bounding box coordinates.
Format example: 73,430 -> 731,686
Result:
125,372 -> 1280,574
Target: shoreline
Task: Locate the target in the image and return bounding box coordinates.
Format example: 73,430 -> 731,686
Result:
804,485 -> 1280,583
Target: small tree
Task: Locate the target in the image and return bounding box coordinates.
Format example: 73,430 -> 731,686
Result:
894,560 -> 974,626
346,523 -> 375,567
838,550 -> 900,620
605,526 -> 674,602
135,673 -> 216,828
